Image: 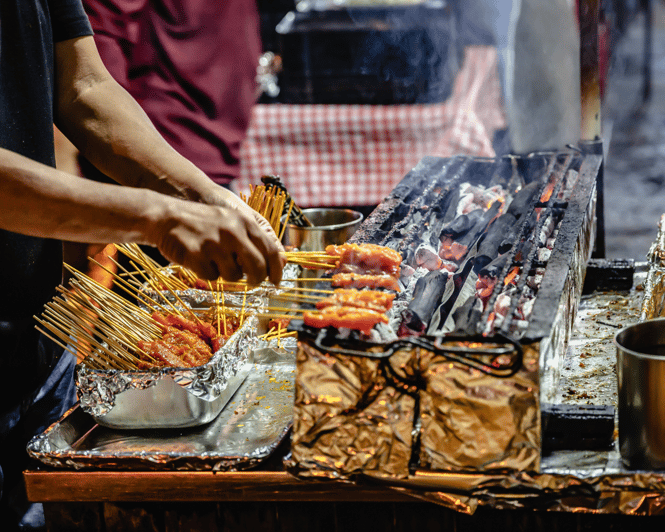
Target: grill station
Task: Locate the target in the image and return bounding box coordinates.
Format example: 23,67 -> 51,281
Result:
275,0 -> 460,104
296,151 -> 600,386
289,151 -> 603,480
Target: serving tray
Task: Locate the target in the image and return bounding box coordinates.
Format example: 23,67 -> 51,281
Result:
27,346 -> 295,471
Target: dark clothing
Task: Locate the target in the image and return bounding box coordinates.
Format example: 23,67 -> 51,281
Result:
0,0 -> 91,324
0,1 -> 92,529
82,0 -> 262,185
0,0 -> 91,405
0,352 -> 78,530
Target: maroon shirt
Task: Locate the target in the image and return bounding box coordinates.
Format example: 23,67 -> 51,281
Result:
83,0 -> 261,185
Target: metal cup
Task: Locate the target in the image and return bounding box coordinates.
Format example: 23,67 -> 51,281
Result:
282,208 -> 363,252
616,318 -> 665,469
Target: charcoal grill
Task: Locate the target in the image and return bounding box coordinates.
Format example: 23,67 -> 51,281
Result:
293,151 -> 600,396
288,151 -> 601,480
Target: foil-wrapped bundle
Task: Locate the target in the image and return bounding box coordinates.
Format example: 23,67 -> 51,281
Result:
288,333 -> 540,481
77,315 -> 258,429
643,216 -> 665,320
647,213 -> 665,268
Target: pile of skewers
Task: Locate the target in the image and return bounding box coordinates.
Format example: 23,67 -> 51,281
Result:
34,238 -> 406,371
34,258 -> 254,371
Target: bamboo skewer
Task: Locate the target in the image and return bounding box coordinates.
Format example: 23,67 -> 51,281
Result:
37,265 -> 169,370
279,285 -> 334,294
288,277 -> 333,282
278,200 -> 295,240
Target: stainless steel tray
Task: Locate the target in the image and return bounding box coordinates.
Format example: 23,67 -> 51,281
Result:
76,316 -> 258,429
27,347 -> 295,471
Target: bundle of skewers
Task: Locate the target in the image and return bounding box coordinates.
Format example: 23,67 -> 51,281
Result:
34,261 -> 255,371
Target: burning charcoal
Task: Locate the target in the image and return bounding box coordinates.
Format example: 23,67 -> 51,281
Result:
440,209 -> 485,239
442,187 -> 462,223
527,272 -> 544,290
475,275 -> 497,302
473,214 -> 518,273
439,259 -> 458,273
439,202 -> 502,264
415,244 -> 443,270
488,291 -> 513,330
505,181 -> 541,218
478,254 -> 510,279
455,183 -> 505,216
398,270 -> 452,336
450,297 -> 484,334
400,263 -> 416,279
456,186 -> 480,216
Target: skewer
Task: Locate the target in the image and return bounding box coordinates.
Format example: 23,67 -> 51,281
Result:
278,200 -> 295,240
272,292 -> 320,303
285,259 -> 336,270
279,285 -> 334,294
91,257 -> 173,316
219,279 -> 228,336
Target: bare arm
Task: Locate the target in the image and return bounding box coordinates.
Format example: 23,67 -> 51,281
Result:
0,147 -> 280,285
54,36 -> 214,200
53,36 -> 275,221
0,36 -> 284,285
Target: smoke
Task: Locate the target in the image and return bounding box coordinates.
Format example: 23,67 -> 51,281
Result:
345,1 -> 461,104
502,0 -> 581,153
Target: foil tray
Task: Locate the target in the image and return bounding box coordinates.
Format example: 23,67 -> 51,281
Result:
27,346 -> 295,471
76,317 -> 258,429
143,263 -> 301,309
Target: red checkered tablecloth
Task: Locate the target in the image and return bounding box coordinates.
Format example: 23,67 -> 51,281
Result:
236,46 -> 506,207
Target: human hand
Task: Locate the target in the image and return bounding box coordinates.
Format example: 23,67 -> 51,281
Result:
201,186 -> 285,253
152,197 -> 284,287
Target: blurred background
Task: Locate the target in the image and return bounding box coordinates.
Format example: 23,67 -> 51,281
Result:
249,0 -> 665,261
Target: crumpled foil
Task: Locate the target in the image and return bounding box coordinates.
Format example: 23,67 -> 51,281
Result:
141,263 -> 300,309
640,266 -> 665,321
647,213 -> 665,268
77,315 -> 257,419
642,214 -> 665,320
288,338 -> 540,480
27,346 -> 296,471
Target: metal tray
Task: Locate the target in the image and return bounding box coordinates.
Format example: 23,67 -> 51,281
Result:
27,347 -> 295,471
76,316 -> 258,429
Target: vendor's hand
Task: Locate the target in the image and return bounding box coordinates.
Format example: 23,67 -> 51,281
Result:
196,184 -> 285,251
152,197 -> 284,287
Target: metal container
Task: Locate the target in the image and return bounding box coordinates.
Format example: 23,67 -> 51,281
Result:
76,316 -> 257,430
616,318 -> 665,469
282,208 -> 363,251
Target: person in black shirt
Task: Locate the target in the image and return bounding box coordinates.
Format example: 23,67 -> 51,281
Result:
0,1 -> 283,529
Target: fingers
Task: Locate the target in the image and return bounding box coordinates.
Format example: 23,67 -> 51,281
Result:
205,189 -> 285,284
242,218 -> 285,286
156,200 -> 284,286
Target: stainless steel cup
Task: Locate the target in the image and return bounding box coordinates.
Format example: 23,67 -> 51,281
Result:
282,208 -> 363,252
616,318 -> 665,469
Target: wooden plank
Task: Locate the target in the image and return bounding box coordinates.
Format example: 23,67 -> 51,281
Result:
25,470 -> 417,503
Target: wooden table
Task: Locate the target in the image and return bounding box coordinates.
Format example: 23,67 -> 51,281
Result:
24,466 -> 665,532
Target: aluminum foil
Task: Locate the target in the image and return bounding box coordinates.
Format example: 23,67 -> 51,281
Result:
288,265 -> 665,516
76,315 -> 258,429
647,213 -> 665,267
288,338 -> 540,480
640,266 -> 665,321
27,347 -> 295,471
141,263 -> 301,309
